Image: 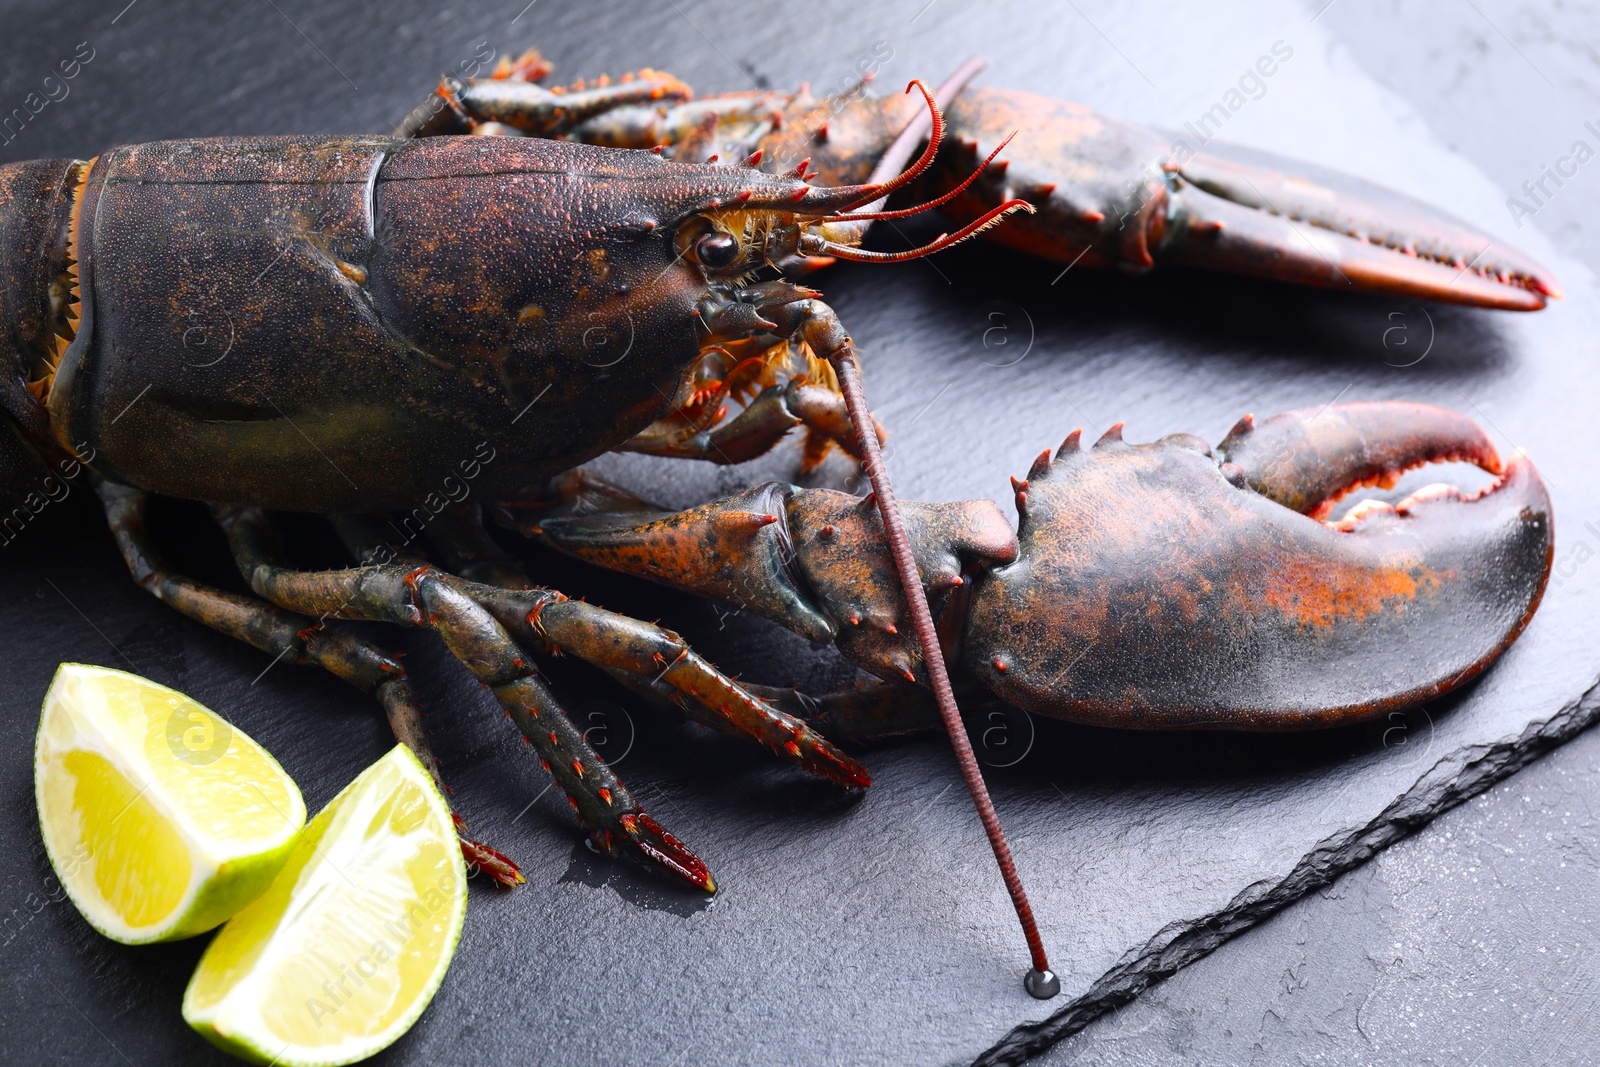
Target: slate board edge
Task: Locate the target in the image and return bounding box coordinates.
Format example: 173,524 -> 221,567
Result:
972,673 -> 1600,1067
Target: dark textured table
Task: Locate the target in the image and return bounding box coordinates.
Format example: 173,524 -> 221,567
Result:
0,2 -> 1596,1065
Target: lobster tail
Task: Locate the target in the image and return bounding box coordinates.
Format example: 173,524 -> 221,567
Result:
0,159 -> 82,426
0,159 -> 84,512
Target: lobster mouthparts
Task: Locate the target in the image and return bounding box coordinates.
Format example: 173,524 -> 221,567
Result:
966,401 -> 1553,728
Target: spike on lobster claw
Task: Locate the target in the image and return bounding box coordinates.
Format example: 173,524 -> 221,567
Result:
966,403 -> 1552,728
1094,422 -> 1125,449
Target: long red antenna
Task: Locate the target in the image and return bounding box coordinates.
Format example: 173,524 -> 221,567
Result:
827,350 -> 1058,1000
800,57 -> 1057,997
812,64 -> 1033,263
827,131 -> 1016,224
857,57 -> 989,200
820,199 -> 1030,263
792,70 -> 979,216
826,79 -> 950,214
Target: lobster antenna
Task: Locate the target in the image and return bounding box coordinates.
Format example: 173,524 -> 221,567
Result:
821,64 -> 1056,994
795,59 -> 1054,998
847,56 -> 987,214
812,62 -> 1035,263
793,71 -> 972,216
819,199 -> 1030,263
824,56 -> 1013,235
829,131 -> 1018,224
826,351 -> 1057,1000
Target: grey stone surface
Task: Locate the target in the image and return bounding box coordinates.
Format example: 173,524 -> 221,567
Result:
1038,697 -> 1600,1067
0,1 -> 1595,1065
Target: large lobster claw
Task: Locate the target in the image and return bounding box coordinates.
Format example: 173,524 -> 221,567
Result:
937,89 -> 1559,309
965,403 -> 1553,728
796,86 -> 1561,309
537,404 -> 1550,731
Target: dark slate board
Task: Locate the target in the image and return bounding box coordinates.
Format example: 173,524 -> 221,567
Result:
1036,691 -> 1600,1067
1,1 -> 1596,1065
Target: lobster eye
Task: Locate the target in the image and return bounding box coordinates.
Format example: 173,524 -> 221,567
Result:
695,231 -> 740,269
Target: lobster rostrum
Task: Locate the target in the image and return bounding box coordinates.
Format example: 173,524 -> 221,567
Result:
0,47 -> 1555,989
405,49 -> 1561,311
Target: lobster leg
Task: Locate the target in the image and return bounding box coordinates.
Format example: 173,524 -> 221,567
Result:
392,45 -> 784,159
571,95 -> 785,158
213,504 -> 716,892
744,679 -> 942,742
424,501 -> 867,787
501,593 -> 868,789
93,481 -> 523,888
393,67 -> 693,139
618,375 -> 867,468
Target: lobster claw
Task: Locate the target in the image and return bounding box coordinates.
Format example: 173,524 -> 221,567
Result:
536,407 -> 1550,729
1157,146 -> 1560,310
931,88 -> 1560,309
964,403 -> 1553,728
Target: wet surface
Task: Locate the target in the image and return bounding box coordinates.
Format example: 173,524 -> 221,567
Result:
1,1 -> 1597,1064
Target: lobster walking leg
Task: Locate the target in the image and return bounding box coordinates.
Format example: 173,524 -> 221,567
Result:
393,48 -> 784,161
508,596 -> 869,790
212,503 -> 717,892
412,504 -> 871,789
393,67 -> 693,139
745,679 -> 943,741
93,481 -> 523,887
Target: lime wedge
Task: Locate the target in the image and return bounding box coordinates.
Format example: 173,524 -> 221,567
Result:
35,663 -> 306,944
183,744 -> 467,1067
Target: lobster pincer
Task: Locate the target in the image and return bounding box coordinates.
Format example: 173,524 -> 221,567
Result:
536,401 -> 1552,732
898,88 -> 1562,310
